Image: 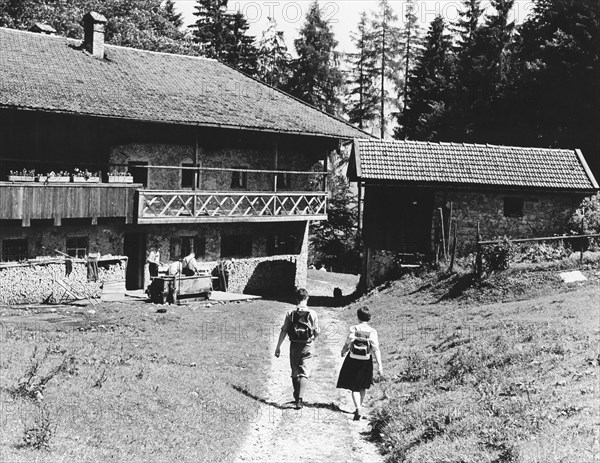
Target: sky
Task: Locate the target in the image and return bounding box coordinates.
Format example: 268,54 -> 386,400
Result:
172,0 -> 536,53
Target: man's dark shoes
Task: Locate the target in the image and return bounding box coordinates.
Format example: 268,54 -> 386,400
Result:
295,398 -> 303,410
353,410 -> 361,421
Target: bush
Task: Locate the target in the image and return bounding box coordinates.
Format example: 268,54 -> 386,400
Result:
569,193 -> 600,235
22,404 -> 55,451
481,238 -> 513,272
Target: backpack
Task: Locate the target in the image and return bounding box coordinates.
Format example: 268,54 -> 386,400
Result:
349,329 -> 371,360
288,309 -> 313,341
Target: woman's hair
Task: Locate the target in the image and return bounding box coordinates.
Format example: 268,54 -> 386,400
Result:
295,288 -> 309,303
357,306 -> 371,322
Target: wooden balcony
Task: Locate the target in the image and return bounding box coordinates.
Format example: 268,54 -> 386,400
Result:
137,190 -> 328,224
0,182 -> 139,225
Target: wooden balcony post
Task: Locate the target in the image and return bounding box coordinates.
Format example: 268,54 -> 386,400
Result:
273,139 -> 279,193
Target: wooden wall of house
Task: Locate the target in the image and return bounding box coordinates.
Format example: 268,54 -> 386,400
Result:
363,186 -> 434,254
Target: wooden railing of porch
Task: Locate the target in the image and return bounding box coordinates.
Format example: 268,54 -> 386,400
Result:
137,191 -> 328,224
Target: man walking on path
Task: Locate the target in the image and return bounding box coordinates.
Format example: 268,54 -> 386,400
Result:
275,288 -> 320,409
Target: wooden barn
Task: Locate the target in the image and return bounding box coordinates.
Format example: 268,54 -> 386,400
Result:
0,13 -> 367,302
348,138 -> 599,288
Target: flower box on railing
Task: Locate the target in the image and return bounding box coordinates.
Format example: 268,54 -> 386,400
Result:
72,176 -> 100,183
47,176 -> 70,183
108,175 -> 133,183
7,175 -> 35,182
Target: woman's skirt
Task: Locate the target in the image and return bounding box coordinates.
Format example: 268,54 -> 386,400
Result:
336,355 -> 373,391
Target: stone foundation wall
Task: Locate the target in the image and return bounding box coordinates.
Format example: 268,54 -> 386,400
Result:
220,255 -> 299,295
0,259 -> 126,305
433,191 -> 586,255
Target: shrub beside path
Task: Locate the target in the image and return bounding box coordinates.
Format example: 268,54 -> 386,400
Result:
234,298 -> 382,462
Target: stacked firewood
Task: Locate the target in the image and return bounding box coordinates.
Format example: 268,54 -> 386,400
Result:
0,260 -> 125,305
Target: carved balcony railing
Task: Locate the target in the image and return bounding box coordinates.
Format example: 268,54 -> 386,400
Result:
137,191 -> 328,224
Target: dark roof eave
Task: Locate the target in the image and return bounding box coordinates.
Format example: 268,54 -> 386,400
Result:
0,104 -> 361,140
354,177 -> 599,194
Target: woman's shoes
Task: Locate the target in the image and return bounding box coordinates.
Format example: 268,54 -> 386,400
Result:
295,398 -> 304,410
353,410 -> 361,421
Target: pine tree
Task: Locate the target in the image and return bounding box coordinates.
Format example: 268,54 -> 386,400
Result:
223,11 -> 258,75
286,1 -> 343,115
451,0 -> 516,141
517,0 -> 600,176
345,11 -> 378,130
396,16 -> 456,140
192,0 -> 230,59
400,0 -> 423,111
163,0 -> 184,29
192,0 -> 258,73
370,0 -> 403,138
256,17 -> 291,89
455,0 -> 485,47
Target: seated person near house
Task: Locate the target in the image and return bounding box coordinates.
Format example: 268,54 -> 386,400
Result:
181,251 -> 199,276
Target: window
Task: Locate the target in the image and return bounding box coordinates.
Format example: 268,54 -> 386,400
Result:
66,236 -> 88,258
221,234 -> 252,258
504,197 -> 524,218
181,163 -> 195,189
231,167 -> 248,189
2,238 -> 27,262
170,235 -> 205,259
268,234 -> 297,255
128,161 -> 148,186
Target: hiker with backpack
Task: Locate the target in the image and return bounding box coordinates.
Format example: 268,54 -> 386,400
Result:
274,288 -> 320,410
336,306 -> 383,421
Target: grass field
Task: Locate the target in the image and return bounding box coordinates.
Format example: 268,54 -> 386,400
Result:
0,298 -> 289,462
1,261 -> 598,462
338,264 -> 600,462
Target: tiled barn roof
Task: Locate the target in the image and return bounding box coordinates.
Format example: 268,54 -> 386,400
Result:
351,139 -> 599,191
0,27 -> 369,139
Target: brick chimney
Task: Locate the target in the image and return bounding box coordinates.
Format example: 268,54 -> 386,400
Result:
83,12 -> 107,59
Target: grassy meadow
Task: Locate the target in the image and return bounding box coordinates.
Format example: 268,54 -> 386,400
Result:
338,263 -> 600,462
0,298 -> 288,462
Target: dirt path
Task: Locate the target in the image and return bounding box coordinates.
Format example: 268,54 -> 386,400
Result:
234,304 -> 382,463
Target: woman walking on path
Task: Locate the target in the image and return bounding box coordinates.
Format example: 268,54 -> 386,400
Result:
337,306 -> 383,420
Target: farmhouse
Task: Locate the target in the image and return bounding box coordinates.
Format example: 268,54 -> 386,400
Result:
348,138 -> 599,288
0,13 -> 367,303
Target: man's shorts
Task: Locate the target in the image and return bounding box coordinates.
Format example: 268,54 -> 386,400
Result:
289,342 -> 315,378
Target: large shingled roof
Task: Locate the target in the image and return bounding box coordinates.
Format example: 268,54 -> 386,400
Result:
0,27 -> 368,139
350,139 -> 599,191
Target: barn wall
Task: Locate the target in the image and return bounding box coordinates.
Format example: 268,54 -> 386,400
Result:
362,185 -> 588,289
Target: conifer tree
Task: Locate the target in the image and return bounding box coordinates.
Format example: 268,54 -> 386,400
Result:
400,0 -> 423,111
286,1 -> 343,115
397,16 -> 455,140
192,0 -> 258,74
223,11 -> 258,75
370,0 -> 403,138
163,0 -> 184,29
192,0 -> 230,59
345,11 -> 378,130
256,17 -> 290,89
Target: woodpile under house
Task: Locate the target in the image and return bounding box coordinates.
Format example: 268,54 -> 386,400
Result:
0,12 -> 369,303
